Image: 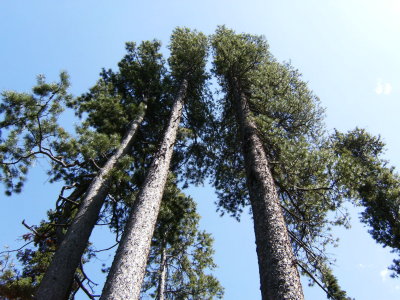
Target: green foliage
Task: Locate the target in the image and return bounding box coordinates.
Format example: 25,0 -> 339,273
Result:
0,252 -> 35,299
0,29 -> 222,299
142,174 -> 224,300
0,220 -> 65,298
169,28 -> 208,83
168,28 -> 216,187
72,40 -> 165,136
0,41 -> 168,298
211,26 -> 400,295
210,27 -> 351,297
332,128 -> 400,277
0,72 -> 72,195
211,26 -> 270,80
320,266 -> 353,300
4,27 -> 399,299
0,184 -> 95,299
50,40 -> 167,190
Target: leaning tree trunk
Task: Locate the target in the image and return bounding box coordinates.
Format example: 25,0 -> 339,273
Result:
35,103 -> 147,300
231,77 -> 304,300
54,183 -> 90,245
100,80 -> 187,300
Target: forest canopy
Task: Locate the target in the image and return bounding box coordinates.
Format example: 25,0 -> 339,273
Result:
0,27 -> 399,300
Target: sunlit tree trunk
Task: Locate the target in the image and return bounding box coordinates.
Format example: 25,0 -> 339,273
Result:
35,104 -> 147,300
100,81 -> 187,300
232,77 -> 304,300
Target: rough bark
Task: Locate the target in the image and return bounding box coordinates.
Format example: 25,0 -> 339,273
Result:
54,183 -> 89,245
156,246 -> 167,300
100,81 -> 187,300
231,77 -> 304,300
35,104 -> 147,300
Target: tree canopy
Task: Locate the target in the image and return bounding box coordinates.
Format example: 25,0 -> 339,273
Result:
0,27 -> 399,300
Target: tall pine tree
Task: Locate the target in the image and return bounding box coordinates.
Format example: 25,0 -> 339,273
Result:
211,26 -> 304,300
35,40 -> 165,299
101,28 -> 209,300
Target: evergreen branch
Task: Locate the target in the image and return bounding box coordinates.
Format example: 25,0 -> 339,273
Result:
281,204 -> 307,224
0,149 -> 80,168
45,222 -> 69,227
287,230 -> 319,262
294,186 -> 332,192
296,261 -> 337,300
280,188 -> 309,222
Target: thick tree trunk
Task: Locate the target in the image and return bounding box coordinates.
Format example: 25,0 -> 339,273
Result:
54,183 -> 89,245
156,246 -> 167,300
35,104 -> 147,300
231,78 -> 304,300
100,81 -> 187,300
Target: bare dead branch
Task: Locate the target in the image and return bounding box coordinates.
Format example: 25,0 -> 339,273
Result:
0,241 -> 33,255
74,275 -> 99,300
22,219 -> 42,238
93,242 -> 119,253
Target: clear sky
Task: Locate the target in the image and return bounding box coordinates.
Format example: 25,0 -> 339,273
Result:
1,0 -> 400,299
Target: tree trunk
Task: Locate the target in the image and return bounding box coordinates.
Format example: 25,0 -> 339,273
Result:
156,246 -> 167,300
231,77 -> 304,300
100,80 -> 187,300
35,103 -> 147,300
54,183 -> 89,245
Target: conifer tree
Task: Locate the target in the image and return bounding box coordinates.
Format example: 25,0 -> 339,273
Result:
211,27 -> 305,299
1,30 -> 215,299
2,26 -> 399,300
100,28 -> 209,300
0,175 -> 224,300
0,40 -> 165,298
141,174 -> 223,300
34,40 -> 166,300
35,106 -> 145,299
210,27 -> 400,300
332,128 -> 400,278
0,72 -> 73,195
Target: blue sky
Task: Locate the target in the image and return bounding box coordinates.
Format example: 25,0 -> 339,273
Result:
1,0 -> 400,299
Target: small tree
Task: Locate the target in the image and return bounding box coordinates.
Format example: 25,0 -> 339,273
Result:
141,174 -> 223,300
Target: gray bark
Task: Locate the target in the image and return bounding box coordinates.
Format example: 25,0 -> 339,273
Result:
232,78 -> 304,300
54,183 -> 89,245
35,104 -> 147,300
100,80 -> 187,300
156,247 -> 167,300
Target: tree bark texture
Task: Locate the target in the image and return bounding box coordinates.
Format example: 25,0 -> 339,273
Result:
156,247 -> 167,300
231,77 -> 304,300
54,183 -> 89,245
100,81 -> 187,300
35,105 -> 147,300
